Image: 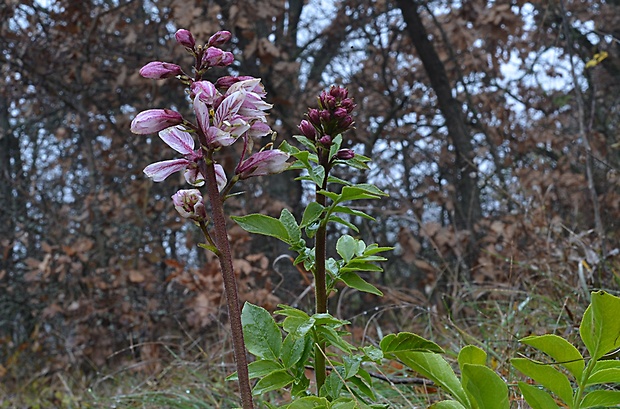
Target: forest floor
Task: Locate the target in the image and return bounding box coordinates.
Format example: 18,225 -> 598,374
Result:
0,279 -> 600,408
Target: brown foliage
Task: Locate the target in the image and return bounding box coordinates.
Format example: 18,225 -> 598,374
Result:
1,0 -> 619,379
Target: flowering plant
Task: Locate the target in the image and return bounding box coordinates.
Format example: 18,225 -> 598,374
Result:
132,29 -> 620,409
131,28 -> 289,409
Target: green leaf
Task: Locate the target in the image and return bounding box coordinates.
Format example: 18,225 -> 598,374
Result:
511,358 -> 573,405
347,374 -> 376,401
197,242 -> 219,254
336,235 -> 357,263
363,245 -> 394,256
309,165 -> 326,186
280,208 -> 303,246
252,369 -> 295,395
329,134 -> 343,158
580,290 -> 620,361
323,371 -> 344,399
457,345 -> 487,374
362,345 -> 383,362
520,334 -> 585,380
241,303 -> 282,361
232,214 -> 289,244
340,262 -> 384,273
345,156 -> 371,170
342,355 -> 362,379
283,396 -> 330,409
339,271 -> 383,296
461,364 -> 509,409
580,390 -> 620,408
429,401 -> 468,409
281,333 -> 307,369
317,326 -> 353,353
278,140 -> 300,155
328,215 -> 359,232
338,185 -> 383,203
331,205 -> 375,220
517,382 -> 560,409
247,359 -> 284,379
586,367 -> 620,385
301,202 -> 325,228
327,175 -> 352,186
293,135 -> 318,153
393,351 -> 470,408
282,316 -> 315,338
380,332 -> 444,354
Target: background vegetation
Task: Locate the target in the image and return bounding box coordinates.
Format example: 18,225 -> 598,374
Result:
1,0 -> 618,406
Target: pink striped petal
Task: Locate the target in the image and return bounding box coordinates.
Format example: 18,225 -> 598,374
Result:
159,126 -> 195,155
143,159 -> 189,182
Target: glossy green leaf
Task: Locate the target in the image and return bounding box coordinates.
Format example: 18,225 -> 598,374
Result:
517,382 -> 560,409
301,202 -> 325,228
332,205 -> 374,220
241,303 -> 282,361
342,355 -> 362,379
461,364 -> 509,409
252,369 -> 295,395
380,332 -> 444,354
393,351 -> 470,408
231,214 -> 289,243
511,358 -> 573,405
336,235 -> 357,263
586,367 -> 620,385
322,371 -> 344,399
247,359 -> 284,379
292,135 -> 318,153
280,208 -> 302,246
580,291 -> 620,361
283,396 -> 329,409
328,215 -> 359,232
429,401 -> 468,409
457,345 -> 487,374
580,390 -> 620,408
309,165 -> 326,186
520,334 -> 584,380
339,271 -> 383,296
281,333 -> 307,369
347,373 -> 375,400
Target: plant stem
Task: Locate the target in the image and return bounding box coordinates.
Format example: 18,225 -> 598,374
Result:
203,153 -> 254,409
314,153 -> 331,393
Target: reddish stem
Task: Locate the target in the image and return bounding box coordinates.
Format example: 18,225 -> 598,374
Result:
203,152 -> 254,409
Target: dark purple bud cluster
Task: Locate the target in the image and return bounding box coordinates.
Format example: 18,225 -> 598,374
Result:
174,29 -> 234,71
297,86 -> 356,142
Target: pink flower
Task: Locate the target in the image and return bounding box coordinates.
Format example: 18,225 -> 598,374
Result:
175,29 -> 195,49
171,189 -> 207,220
130,109 -> 184,134
143,126 -> 205,186
194,91 -> 248,148
139,61 -> 183,79
207,31 -> 232,47
191,80 -> 220,105
236,150 -> 290,179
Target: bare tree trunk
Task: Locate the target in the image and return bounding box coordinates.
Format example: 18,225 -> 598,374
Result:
395,0 -> 483,278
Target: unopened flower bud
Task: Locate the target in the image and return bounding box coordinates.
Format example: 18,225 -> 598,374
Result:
307,108 -> 321,126
329,86 -> 348,100
318,134 -> 332,145
175,29 -> 196,49
319,110 -> 331,122
130,109 -> 184,134
202,47 -> 234,68
298,120 -> 316,140
171,189 -> 207,220
338,115 -> 353,130
139,61 -> 183,79
335,148 -> 355,160
207,31 -> 232,47
333,107 -> 348,119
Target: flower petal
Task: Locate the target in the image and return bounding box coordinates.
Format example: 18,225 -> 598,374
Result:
143,159 -> 189,182
159,126 -> 195,155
